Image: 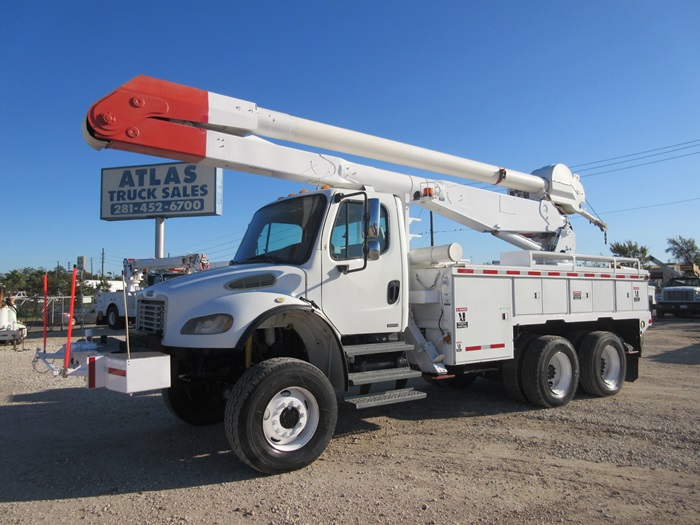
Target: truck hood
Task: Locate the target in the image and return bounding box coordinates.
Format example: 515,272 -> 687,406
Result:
662,286 -> 700,292
140,263 -> 307,301
138,264 -> 310,348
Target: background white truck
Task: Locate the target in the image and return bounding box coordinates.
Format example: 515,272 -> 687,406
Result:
654,262 -> 700,318
73,76 -> 650,473
94,254 -> 209,329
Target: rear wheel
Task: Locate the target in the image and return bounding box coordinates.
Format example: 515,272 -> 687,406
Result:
163,385 -> 226,425
225,358 -> 337,474
578,331 -> 626,397
106,305 -> 124,330
522,336 -> 579,408
502,333 -> 538,404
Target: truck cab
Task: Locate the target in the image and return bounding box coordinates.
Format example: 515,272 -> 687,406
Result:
136,187 -> 406,377
656,276 -> 700,317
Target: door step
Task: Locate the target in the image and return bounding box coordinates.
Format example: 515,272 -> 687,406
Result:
345,388 -> 427,409
348,367 -> 422,386
344,341 -> 414,358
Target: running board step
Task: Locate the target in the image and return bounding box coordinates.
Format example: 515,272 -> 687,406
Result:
348,367 -> 422,386
345,388 -> 427,409
344,341 -> 414,358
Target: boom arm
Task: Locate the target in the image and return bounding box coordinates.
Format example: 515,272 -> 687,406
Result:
84,76 -> 606,252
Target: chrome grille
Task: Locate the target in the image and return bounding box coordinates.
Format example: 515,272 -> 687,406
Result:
137,299 -> 166,334
664,290 -> 693,302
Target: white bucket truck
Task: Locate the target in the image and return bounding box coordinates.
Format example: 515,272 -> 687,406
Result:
94,254 -> 209,329
62,77 -> 651,473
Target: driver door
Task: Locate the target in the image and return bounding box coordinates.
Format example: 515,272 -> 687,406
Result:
320,196 -> 405,335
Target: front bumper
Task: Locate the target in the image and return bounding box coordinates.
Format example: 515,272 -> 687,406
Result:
656,302 -> 700,313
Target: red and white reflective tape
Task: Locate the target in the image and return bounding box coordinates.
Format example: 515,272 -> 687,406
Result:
463,343 -> 506,352
108,367 -> 127,377
456,268 -> 643,279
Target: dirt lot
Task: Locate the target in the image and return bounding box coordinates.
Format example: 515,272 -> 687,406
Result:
1,318 -> 698,525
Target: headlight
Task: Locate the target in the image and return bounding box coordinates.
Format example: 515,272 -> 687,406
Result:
180,314 -> 233,335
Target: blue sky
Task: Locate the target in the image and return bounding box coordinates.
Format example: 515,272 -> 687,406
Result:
1,1 -> 698,275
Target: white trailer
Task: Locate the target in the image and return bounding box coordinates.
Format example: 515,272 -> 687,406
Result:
68,76 -> 650,473
94,254 -> 209,329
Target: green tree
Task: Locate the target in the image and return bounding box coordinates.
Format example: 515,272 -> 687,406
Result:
665,236 -> 700,266
0,266 -> 78,297
609,240 -> 651,268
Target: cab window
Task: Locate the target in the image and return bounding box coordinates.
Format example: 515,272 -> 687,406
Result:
330,201 -> 388,261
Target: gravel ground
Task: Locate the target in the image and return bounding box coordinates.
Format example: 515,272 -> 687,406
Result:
1,317 -> 698,524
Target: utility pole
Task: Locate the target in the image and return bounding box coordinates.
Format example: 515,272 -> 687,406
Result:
101,248 -> 105,277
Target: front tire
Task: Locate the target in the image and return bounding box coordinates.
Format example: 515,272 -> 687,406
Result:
225,358 -> 337,474
522,336 -> 579,408
577,331 -> 626,397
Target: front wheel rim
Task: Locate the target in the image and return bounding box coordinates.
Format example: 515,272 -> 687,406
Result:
547,351 -> 573,398
600,344 -> 622,389
262,387 -> 320,452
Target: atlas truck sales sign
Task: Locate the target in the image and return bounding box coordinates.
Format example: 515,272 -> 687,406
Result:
101,162 -> 223,221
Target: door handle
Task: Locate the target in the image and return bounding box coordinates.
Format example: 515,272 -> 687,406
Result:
387,280 -> 400,305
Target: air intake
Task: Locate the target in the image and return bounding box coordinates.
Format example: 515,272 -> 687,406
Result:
225,273 -> 276,290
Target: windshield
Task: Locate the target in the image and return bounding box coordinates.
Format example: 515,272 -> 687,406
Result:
667,277 -> 700,287
233,194 -> 327,265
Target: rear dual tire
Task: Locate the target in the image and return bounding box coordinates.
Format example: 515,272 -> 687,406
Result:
522,336 -> 579,408
577,331 -> 626,397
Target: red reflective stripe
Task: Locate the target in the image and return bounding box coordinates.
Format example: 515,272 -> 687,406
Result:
548,272 -> 560,276
457,268 -> 474,273
464,345 -> 482,351
506,270 -> 520,275
528,271 -> 541,276
616,275 -> 625,279
490,343 -> 506,349
483,269 -> 499,274
108,367 -> 127,377
601,274 -> 611,278
88,357 -> 96,388
584,273 -> 595,277
567,272 -> 578,277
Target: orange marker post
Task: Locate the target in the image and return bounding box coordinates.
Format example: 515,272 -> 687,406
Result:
63,267 -> 78,376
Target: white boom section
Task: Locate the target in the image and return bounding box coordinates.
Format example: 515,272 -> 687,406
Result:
208,93 -> 545,194
84,76 -> 606,251
201,133 -> 571,251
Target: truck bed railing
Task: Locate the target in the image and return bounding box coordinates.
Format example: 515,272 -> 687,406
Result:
499,251 -> 646,274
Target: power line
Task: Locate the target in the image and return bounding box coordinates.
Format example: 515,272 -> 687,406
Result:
575,143 -> 700,172
597,197 -> 700,215
570,139 -> 700,169
580,151 -> 700,178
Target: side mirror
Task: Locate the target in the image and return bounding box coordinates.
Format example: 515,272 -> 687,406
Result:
367,198 -> 381,240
